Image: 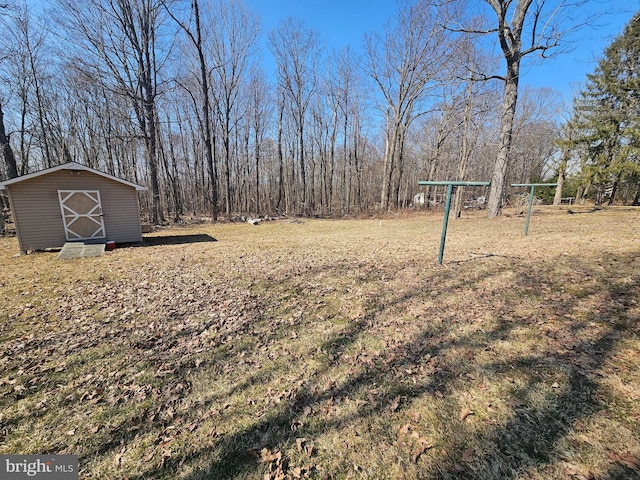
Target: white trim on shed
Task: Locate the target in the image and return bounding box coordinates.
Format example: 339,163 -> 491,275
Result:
0,162 -> 146,191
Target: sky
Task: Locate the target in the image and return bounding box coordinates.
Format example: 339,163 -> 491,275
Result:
243,0 -> 640,106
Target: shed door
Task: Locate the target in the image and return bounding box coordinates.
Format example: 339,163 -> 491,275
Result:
58,190 -> 106,241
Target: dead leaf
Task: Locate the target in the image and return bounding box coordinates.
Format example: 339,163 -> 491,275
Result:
259,448 -> 282,464
160,448 -> 172,468
388,395 -> 401,412
304,443 -> 314,456
412,444 -> 429,463
460,407 -> 474,421
296,438 -> 307,452
142,450 -> 155,462
398,423 -> 411,438
617,453 -> 640,470
577,434 -> 595,446
563,462 -> 580,476
291,465 -> 311,479
186,421 -> 198,432
461,448 -> 475,463
564,462 -> 594,479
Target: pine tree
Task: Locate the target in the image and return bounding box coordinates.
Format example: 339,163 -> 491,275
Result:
568,13 -> 640,205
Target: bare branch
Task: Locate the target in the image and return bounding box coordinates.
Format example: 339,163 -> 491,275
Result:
444,25 -> 498,35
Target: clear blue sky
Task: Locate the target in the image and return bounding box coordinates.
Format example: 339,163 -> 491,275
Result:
243,0 -> 639,104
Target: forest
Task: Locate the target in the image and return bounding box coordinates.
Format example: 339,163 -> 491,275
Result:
0,0 -> 638,227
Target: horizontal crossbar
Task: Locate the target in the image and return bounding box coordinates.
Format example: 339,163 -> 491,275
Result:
418,181 -> 490,187
511,183 -> 558,187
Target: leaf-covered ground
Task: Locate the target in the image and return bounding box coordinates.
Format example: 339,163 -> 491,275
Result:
1,206 -> 639,479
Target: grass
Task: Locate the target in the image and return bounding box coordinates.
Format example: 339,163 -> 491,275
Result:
0,206 -> 639,479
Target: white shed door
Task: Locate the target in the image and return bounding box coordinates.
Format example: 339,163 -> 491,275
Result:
58,190 -> 106,241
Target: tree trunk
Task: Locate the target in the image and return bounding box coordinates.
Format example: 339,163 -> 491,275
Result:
254,125 -> 260,215
223,113 -> 232,217
454,78 -> 474,219
27,39 -> 52,168
553,153 -> 568,206
144,100 -> 162,224
299,124 -> 307,208
193,0 -> 217,222
579,176 -> 592,205
487,59 -> 520,218
607,175 -> 620,205
380,131 -> 393,210
393,125 -> 407,208
276,92 -> 285,212
0,103 -> 18,180
381,120 -> 401,210
141,51 -> 162,225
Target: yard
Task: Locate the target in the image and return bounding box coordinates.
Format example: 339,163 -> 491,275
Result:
0,207 -> 639,479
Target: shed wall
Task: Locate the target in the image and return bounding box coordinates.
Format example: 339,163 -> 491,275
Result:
8,170 -> 142,252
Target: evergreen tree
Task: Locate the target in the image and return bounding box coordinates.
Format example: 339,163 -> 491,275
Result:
567,13 -> 640,205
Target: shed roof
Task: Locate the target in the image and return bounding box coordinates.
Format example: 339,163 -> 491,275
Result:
0,162 -> 147,191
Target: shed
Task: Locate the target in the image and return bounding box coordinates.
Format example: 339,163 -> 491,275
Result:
0,162 -> 146,254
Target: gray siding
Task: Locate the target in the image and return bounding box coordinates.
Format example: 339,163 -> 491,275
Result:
8,170 -> 142,252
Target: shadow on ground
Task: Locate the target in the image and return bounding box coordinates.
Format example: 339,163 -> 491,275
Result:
2,244 -> 638,479
137,252 -> 639,479
142,234 -> 218,246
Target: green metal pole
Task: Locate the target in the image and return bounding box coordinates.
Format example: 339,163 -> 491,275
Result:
524,184 -> 535,236
511,183 -> 557,236
419,180 -> 490,264
438,183 -> 454,264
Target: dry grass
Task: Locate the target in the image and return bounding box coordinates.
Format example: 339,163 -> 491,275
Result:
1,206 -> 639,479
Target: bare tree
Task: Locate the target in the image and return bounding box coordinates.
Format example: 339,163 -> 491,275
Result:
269,17 -> 322,212
448,37 -> 498,218
325,46 -> 363,213
0,101 -> 17,179
246,67 -> 271,214
0,101 -> 12,235
508,86 -> 561,185
314,64 -> 338,213
56,0 -> 170,223
202,0 -> 259,217
554,120 -> 575,205
0,3 -> 55,173
163,0 -> 221,221
460,0 -> 589,217
364,0 -> 455,210
20,10 -> 51,168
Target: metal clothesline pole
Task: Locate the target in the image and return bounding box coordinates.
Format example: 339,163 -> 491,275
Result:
418,181 -> 490,264
511,183 -> 558,235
